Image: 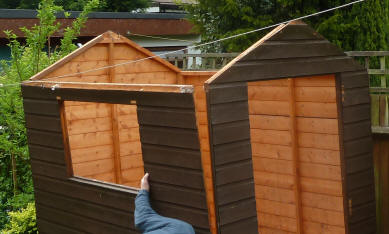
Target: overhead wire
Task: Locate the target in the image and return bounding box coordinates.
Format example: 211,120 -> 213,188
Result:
0,0 -> 365,89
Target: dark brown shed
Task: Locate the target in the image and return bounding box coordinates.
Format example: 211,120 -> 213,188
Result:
21,21 -> 375,234
205,21 -> 375,234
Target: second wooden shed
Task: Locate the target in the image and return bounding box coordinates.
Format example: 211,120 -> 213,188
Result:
23,20 -> 375,234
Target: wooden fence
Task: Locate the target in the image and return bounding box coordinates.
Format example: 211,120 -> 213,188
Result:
166,51 -> 389,233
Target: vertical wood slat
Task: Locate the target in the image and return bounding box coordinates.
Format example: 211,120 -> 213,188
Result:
108,42 -> 123,184
288,79 -> 303,234
379,95 -> 388,127
380,57 -> 386,88
59,101 -> 73,177
371,95 -> 380,126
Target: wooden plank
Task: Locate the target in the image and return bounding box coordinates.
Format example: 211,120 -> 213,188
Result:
249,100 -> 289,116
65,103 -> 111,120
250,115 -> 289,130
137,106 -> 197,129
214,56 -> 358,84
259,213 -> 297,232
300,162 -> 341,181
140,126 -> 200,150
343,120 -> 371,141
301,192 -> 344,212
380,95 -> 388,127
114,72 -> 177,84
213,140 -> 252,166
31,160 -> 68,179
342,87 -> 370,107
241,40 -> 343,61
218,199 -> 257,225
27,129 -> 64,149
120,141 -> 141,156
35,203 -> 135,233
295,75 -> 335,87
118,114 -> 139,129
68,131 -> 113,150
257,199 -> 296,218
73,158 -> 114,177
287,78 -> 303,234
300,177 -> 342,196
302,206 -> 345,227
268,25 -> 325,41
210,101 -> 249,125
296,102 -> 338,118
343,137 -> 372,158
142,144 -> 202,169
149,183 -> 207,209
212,120 -> 251,145
29,145 -> 66,165
207,82 -> 247,105
248,86 -> 336,103
33,175 -> 138,212
70,145 -> 113,163
35,189 -> 132,228
217,180 -> 255,205
255,185 -> 295,204
215,161 -> 254,186
303,221 -> 345,234
25,114 -> 61,132
120,154 -> 143,170
250,129 -> 291,146
254,170 -> 294,189
144,164 -> 204,190
23,99 -> 59,116
253,157 -> 293,175
119,128 -> 140,142
67,117 -> 112,135
371,95 -> 380,126
48,60 -> 109,77
220,217 -> 258,234
37,218 -> 84,234
298,132 -> 339,150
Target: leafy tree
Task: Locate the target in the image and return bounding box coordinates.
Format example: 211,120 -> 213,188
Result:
185,0 -> 389,52
0,0 -> 99,228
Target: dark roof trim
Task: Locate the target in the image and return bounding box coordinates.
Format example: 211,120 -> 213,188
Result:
0,8 -> 187,19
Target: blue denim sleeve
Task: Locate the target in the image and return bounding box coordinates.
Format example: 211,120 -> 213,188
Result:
134,189 -> 195,234
134,190 -> 160,232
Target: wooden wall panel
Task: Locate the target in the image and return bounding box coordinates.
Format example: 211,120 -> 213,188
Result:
338,71 -> 376,234
248,75 -> 346,234
206,83 -> 258,234
22,84 -> 211,234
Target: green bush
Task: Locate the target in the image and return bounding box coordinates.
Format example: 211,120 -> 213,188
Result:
1,203 -> 38,234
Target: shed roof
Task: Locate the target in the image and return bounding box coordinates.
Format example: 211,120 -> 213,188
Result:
30,31 -> 180,81
207,20 -> 364,84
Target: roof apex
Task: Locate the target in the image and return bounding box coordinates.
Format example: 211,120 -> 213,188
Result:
30,31 -> 180,81
206,21 -> 364,84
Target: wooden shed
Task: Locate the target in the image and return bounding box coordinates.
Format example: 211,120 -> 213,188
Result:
22,21 -> 375,234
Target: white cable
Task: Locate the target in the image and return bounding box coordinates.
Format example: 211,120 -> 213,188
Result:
0,0 -> 365,88
129,33 -> 197,43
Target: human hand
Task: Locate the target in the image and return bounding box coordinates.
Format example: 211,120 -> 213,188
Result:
141,173 -> 150,191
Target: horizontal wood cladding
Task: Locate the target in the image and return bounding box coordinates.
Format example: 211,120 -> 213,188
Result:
240,40 -> 344,61
214,56 -> 359,84
268,24 -> 325,41
206,83 -> 258,234
23,85 -> 211,233
338,72 -> 375,234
